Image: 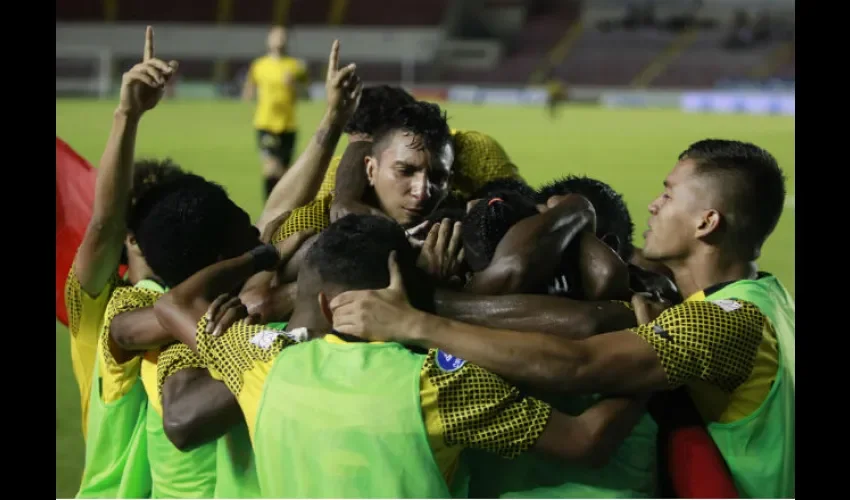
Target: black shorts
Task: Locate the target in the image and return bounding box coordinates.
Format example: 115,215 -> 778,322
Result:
256,130 -> 297,166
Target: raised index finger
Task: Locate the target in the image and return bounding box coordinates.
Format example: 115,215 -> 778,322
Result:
144,25 -> 154,61
327,40 -> 339,77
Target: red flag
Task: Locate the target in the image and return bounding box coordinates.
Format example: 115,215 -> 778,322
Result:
56,138 -> 96,326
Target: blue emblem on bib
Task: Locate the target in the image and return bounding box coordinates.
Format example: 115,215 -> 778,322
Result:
436,350 -> 466,372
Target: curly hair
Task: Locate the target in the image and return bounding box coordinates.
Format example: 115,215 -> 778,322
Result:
343,85 -> 416,136
461,189 -> 539,272
371,101 -> 452,160
120,158 -> 188,266
538,175 -> 635,261
129,174 -> 259,287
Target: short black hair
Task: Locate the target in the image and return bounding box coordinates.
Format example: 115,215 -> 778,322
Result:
130,175 -> 258,287
680,139 -> 785,258
462,189 -> 539,272
538,175 -> 635,261
472,178 -> 539,202
343,85 -> 416,136
371,101 -> 452,160
305,214 -> 435,313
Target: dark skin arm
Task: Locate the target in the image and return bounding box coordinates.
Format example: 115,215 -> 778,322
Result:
161,367 -> 243,451
110,308 -> 173,359
534,395 -> 649,467
434,289 -> 636,339
467,195 -> 597,295
330,256 -> 669,396
408,315 -> 668,395
155,232 -> 312,350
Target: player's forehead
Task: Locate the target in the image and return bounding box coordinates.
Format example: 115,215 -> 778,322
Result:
664,158 -> 700,190
381,131 -> 452,173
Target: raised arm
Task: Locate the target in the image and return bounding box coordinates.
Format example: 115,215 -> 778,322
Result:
74,27 -> 177,296
257,41 -> 362,230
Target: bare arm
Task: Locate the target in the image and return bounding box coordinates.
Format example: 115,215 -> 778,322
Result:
409,314 -> 669,394
155,252 -> 264,351
434,289 -> 636,339
534,396 -> 649,467
74,28 -> 177,296
156,235 -> 311,350
74,111 -> 139,296
162,368 -> 243,451
111,307 -> 174,352
466,195 -> 596,295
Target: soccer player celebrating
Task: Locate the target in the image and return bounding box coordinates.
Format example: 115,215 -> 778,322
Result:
266,85 -> 524,243
329,139 -> 795,499
269,100 -> 455,242
153,215 -> 649,498
242,26 -> 310,200
74,26 -> 179,498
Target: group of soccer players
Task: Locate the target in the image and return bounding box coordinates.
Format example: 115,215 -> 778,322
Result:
63,25 -> 794,499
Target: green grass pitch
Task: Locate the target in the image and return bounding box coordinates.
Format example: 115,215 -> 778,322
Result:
55,98 -> 795,497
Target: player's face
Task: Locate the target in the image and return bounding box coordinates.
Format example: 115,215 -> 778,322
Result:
642,159 -> 707,261
366,132 -> 453,227
267,28 -> 287,52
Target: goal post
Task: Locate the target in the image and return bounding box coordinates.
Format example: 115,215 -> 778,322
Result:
56,46 -> 114,98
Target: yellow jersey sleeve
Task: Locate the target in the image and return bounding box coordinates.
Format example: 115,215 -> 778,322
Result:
295,59 -> 309,82
98,286 -> 161,403
630,299 -> 766,391
64,265 -> 121,437
196,317 -> 296,439
451,130 -> 522,199
420,349 -> 552,482
155,342 -> 208,403
271,192 -> 333,244
316,156 -> 342,199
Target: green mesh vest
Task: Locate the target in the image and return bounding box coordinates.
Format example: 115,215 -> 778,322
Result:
466,394 -> 657,498
211,323 -> 289,498
76,283 -> 154,498
252,338 -> 451,498
702,274 -> 795,498
134,279 -> 218,499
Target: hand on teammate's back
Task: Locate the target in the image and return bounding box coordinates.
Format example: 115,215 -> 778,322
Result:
325,40 -> 363,123
118,26 -> 179,117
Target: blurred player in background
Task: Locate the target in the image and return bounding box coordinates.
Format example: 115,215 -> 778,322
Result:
545,75 -> 567,119
242,26 -> 309,200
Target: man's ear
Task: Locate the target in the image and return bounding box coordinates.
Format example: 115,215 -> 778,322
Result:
318,292 -> 333,324
695,209 -> 722,240
365,156 -> 377,186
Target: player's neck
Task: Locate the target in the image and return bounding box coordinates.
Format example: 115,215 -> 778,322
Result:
267,49 -> 285,58
287,304 -> 329,336
667,248 -> 757,299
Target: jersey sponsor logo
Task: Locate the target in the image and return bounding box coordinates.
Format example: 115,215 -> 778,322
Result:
711,299 -> 743,312
436,350 -> 466,372
652,324 -> 671,339
250,329 -> 283,349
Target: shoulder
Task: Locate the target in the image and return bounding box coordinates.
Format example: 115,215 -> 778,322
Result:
107,285 -> 162,313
